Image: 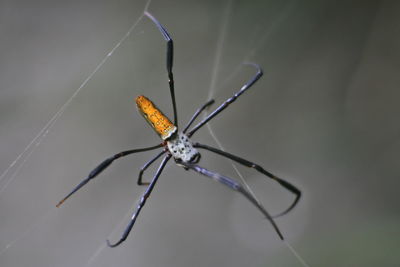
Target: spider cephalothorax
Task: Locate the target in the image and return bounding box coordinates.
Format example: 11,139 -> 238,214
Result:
57,11 -> 301,249
166,132 -> 200,163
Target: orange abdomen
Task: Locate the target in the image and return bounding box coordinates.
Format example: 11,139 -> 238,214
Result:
135,95 -> 177,140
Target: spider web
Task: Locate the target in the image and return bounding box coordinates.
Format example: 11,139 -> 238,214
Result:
203,1 -> 309,266
2,1 -> 398,266
0,1 -> 316,266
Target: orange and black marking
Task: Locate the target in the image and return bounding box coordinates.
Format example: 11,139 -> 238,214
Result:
135,95 -> 177,140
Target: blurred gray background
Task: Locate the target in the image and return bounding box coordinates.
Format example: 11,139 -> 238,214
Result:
0,0 -> 399,266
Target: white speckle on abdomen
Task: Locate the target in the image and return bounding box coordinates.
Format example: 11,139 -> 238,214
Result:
167,132 -> 198,162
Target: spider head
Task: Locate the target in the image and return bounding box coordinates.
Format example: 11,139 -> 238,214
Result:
175,153 -> 201,170
189,153 -> 201,164
167,132 -> 200,164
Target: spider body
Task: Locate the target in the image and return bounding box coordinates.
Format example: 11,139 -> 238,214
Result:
57,11 -> 301,248
166,132 -> 199,163
136,95 -> 200,163
135,95 -> 177,140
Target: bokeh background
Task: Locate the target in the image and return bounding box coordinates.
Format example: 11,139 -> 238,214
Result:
0,0 -> 399,266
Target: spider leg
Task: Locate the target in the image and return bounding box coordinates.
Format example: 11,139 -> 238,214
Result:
56,143 -> 163,207
137,150 -> 166,186
145,12 -> 178,127
183,99 -> 215,133
179,161 -> 283,240
194,143 -> 301,218
187,63 -> 262,137
107,155 -> 171,247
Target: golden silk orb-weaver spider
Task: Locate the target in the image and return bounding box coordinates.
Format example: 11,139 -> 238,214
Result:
56,11 -> 301,248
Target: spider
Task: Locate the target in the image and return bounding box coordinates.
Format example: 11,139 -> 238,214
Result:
56,11 -> 301,248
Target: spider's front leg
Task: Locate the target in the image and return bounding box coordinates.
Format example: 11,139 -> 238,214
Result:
107,154 -> 171,247
179,161 -> 284,240
194,143 -> 301,218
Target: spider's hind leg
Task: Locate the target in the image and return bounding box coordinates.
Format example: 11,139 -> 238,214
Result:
183,99 -> 215,133
56,144 -> 163,207
188,63 -> 262,137
137,150 -> 166,186
145,12 -> 178,127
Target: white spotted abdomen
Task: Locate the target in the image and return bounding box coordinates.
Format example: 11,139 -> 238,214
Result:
167,132 -> 198,162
